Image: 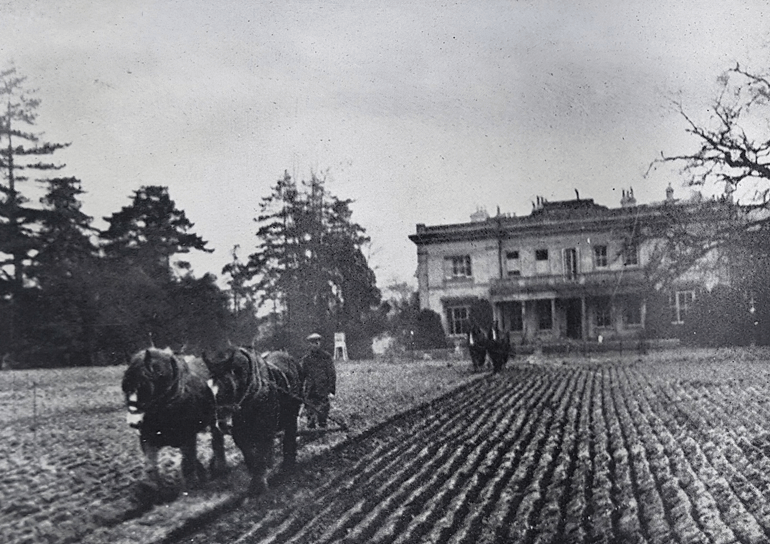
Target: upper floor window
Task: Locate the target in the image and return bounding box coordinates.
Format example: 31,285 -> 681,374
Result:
535,249 -> 549,261
623,244 -> 639,266
447,306 -> 470,335
444,255 -> 472,279
506,250 -> 520,277
670,290 -> 695,324
564,248 -> 578,280
594,245 -> 608,268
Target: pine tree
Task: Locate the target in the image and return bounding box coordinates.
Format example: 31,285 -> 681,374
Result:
35,176 -> 96,283
0,67 -> 69,353
97,185 -> 214,351
22,177 -> 100,365
101,185 -> 212,281
246,171 -> 381,356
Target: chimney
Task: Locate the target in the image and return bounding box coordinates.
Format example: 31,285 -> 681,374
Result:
470,206 -> 489,223
666,183 -> 674,202
621,187 -> 637,208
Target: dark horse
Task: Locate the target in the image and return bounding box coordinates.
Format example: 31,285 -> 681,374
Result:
486,321 -> 512,373
203,347 -> 304,496
122,348 -> 227,502
467,324 -> 488,371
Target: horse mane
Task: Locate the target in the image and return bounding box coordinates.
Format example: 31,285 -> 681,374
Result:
125,348 -> 197,408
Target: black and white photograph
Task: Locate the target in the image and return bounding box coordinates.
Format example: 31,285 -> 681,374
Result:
3,1 -> 770,542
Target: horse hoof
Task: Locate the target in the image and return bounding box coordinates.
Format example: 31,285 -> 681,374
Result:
133,480 -> 159,506
133,479 -> 177,505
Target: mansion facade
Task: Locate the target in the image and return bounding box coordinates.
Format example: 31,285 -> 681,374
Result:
409,187 -> 710,344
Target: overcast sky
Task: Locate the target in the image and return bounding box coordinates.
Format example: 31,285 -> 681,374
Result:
2,0 -> 768,289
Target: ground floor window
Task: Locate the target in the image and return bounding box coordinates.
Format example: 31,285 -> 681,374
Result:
670,290 -> 695,324
447,306 -> 471,335
623,295 -> 643,326
595,297 -> 612,328
537,299 -> 553,330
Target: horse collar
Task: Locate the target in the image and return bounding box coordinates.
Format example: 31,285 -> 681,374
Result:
231,348 -> 262,410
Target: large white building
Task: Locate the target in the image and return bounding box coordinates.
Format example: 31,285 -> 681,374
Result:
409,187 -> 715,345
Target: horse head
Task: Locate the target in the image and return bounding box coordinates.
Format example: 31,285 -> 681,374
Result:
203,347 -> 259,435
122,347 -> 181,429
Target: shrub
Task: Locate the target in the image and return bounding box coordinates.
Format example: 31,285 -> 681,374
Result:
414,309 -> 448,349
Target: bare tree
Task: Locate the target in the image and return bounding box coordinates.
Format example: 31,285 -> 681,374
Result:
647,61 -> 770,285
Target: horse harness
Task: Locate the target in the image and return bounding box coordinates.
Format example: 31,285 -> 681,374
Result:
213,348 -> 294,414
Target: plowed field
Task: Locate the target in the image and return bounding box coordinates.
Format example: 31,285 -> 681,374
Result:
175,351 -> 770,544
5,350 -> 770,544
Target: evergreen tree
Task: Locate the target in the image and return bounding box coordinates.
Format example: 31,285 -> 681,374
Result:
97,186 -> 214,355
101,185 -> 211,280
222,244 -> 255,315
166,273 -> 232,353
246,171 -> 381,357
35,176 -> 97,283
22,177 -> 100,365
0,67 -> 69,352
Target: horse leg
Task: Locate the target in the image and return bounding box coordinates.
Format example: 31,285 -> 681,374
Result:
135,438 -> 162,503
179,434 -> 202,489
140,439 -> 160,483
237,433 -> 272,496
209,425 -> 227,478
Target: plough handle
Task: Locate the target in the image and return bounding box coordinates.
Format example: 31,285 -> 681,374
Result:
274,383 -> 349,431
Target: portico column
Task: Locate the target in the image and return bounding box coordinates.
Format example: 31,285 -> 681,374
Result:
551,298 -> 556,338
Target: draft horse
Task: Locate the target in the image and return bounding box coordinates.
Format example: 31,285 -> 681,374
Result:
122,347 -> 227,502
486,321 -> 512,373
467,324 -> 488,372
203,347 -> 304,496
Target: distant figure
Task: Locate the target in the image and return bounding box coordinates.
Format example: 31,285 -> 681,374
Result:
486,321 -> 511,373
301,333 -> 337,428
467,324 -> 488,372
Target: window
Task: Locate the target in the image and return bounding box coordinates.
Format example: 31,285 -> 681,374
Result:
535,249 -> 549,261
595,297 -> 612,328
594,245 -> 608,268
506,250 -> 521,277
564,248 -> 578,280
444,255 -> 472,279
623,244 -> 638,266
623,296 -> 642,326
670,290 -> 695,324
537,299 -> 553,330
447,306 -> 470,335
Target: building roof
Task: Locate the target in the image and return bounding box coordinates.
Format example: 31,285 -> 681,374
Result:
409,197 -> 680,245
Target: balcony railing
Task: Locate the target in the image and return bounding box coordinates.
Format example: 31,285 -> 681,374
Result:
490,268 -> 648,297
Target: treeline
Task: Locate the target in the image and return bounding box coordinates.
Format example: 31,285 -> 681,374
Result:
0,68 -> 436,368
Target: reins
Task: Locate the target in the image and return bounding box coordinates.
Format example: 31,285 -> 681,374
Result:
223,347 -> 266,413
215,348 -> 349,432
